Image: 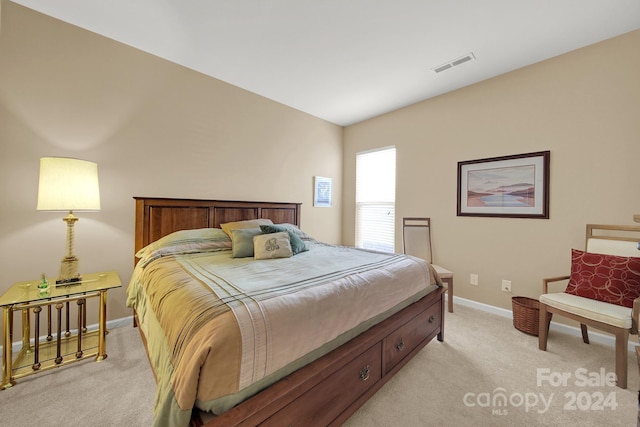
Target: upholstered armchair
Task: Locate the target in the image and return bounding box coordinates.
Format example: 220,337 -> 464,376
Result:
538,224 -> 640,389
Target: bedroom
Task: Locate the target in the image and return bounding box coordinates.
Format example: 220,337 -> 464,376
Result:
0,0 -> 639,425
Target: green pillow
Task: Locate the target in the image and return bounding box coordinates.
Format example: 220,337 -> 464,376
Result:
231,228 -> 263,258
260,225 -> 308,255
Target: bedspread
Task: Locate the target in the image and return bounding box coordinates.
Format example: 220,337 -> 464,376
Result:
127,241 -> 439,427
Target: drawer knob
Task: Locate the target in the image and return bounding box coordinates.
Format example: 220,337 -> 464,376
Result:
428,315 -> 436,324
396,339 -> 405,351
359,365 -> 370,381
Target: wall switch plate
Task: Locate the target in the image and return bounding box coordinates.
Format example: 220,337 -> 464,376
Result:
470,274 -> 479,286
501,280 -> 511,292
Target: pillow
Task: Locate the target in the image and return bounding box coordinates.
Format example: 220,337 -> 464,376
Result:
253,231 -> 293,260
220,219 -> 274,238
135,228 -> 231,265
564,249 -> 640,308
271,223 -> 313,240
260,224 -> 308,254
231,228 -> 263,258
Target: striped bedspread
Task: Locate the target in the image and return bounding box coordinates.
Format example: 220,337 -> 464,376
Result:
127,240 -> 439,427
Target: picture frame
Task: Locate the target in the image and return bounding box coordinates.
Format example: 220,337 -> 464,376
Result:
313,176 -> 332,207
457,151 -> 550,218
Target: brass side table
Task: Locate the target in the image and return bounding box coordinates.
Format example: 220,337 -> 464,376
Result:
0,271 -> 122,389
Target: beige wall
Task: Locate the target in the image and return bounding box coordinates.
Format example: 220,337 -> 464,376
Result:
343,29 -> 640,311
0,2 -> 342,327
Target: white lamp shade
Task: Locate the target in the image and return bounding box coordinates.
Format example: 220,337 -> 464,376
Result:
37,157 -> 101,211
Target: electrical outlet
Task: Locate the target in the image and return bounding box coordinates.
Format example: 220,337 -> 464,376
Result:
470,274 -> 479,286
501,280 -> 512,293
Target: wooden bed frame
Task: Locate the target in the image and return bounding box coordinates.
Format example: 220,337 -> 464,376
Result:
133,196 -> 445,426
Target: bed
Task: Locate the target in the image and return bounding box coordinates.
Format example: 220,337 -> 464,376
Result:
128,197 -> 445,427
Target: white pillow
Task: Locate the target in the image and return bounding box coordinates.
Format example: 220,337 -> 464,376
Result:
253,231 -> 293,260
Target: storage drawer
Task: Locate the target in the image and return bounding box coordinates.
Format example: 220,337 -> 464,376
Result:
260,343 -> 382,427
382,299 -> 441,374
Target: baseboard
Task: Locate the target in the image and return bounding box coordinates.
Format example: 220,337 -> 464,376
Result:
107,316 -> 134,330
451,295 -> 639,352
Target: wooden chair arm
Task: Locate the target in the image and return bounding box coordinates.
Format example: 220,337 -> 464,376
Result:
542,275 -> 570,294
632,297 -> 640,335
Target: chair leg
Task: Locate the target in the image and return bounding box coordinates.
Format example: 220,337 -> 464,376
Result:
614,328 -> 629,389
538,303 -> 551,351
437,291 -> 445,342
444,277 -> 453,313
580,324 -> 590,344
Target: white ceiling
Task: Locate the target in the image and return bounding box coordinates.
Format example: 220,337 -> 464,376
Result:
10,0 -> 640,126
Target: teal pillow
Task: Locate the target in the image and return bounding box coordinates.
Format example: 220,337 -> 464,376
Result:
260,225 -> 308,255
231,228 -> 263,258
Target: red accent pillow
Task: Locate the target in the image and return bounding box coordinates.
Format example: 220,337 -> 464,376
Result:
564,249 -> 640,308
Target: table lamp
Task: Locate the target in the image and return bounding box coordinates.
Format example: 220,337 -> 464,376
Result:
36,157 -> 101,284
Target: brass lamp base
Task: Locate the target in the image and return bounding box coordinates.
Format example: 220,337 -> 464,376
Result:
57,212 -> 82,285
57,256 -> 81,285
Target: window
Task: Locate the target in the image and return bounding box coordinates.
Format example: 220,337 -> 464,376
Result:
355,147 -> 396,252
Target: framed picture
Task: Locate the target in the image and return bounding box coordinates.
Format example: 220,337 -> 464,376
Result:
457,151 -> 550,218
313,176 -> 332,207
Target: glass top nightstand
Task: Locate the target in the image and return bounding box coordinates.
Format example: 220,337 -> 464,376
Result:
0,271 -> 121,306
1,270 -> 122,389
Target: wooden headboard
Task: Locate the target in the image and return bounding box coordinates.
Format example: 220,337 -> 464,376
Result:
134,197 -> 302,255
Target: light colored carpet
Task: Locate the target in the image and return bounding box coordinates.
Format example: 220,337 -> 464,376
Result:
345,304 -> 639,426
0,325 -> 156,426
1,304 -> 637,426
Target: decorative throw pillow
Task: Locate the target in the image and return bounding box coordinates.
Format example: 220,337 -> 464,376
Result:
220,219 -> 273,238
253,231 -> 293,260
564,249 -> 640,308
231,228 -> 263,258
260,224 -> 308,254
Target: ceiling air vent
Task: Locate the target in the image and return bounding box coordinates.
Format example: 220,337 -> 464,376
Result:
433,52 -> 476,73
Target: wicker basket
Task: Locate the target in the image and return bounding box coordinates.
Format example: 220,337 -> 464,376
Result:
512,296 -> 550,336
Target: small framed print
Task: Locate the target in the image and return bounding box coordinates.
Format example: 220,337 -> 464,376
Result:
457,151 -> 550,218
313,176 -> 332,208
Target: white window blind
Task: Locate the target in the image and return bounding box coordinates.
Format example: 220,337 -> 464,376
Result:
355,147 -> 396,252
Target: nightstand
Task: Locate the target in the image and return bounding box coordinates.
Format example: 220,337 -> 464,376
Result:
0,271 -> 121,389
